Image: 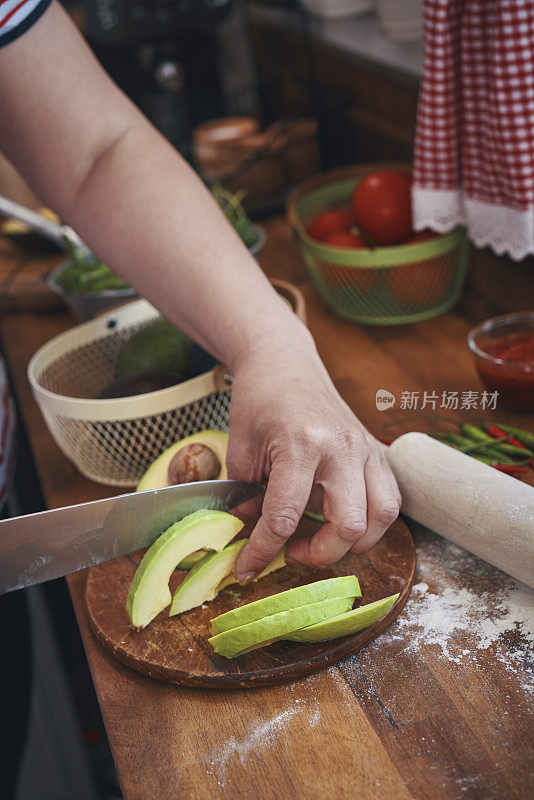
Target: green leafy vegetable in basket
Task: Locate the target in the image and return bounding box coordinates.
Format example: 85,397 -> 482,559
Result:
55,240 -> 129,294
212,184 -> 259,249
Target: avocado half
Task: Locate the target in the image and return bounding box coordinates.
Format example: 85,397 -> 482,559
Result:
137,430 -> 229,492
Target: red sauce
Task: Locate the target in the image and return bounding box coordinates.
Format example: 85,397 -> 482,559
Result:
475,332 -> 534,412
482,332 -> 534,363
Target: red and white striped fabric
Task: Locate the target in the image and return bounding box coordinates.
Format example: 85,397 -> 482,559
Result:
0,0 -> 51,48
413,0 -> 534,261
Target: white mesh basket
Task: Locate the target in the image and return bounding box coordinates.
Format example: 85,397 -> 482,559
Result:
28,281 -> 306,487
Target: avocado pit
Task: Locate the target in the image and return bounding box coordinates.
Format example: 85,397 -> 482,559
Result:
168,443 -> 221,485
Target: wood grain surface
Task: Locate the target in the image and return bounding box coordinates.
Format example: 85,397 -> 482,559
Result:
86,517 -> 414,688
1,213 -> 533,800
0,239 -> 63,314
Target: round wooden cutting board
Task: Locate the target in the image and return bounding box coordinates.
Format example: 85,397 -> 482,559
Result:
86,515 -> 415,688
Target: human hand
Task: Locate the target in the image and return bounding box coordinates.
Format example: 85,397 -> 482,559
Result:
227,336 -> 401,584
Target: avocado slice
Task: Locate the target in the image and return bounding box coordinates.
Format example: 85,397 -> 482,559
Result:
210,575 -> 361,636
137,431 -> 229,491
170,540 -> 247,616
284,593 -> 400,642
170,541 -> 287,616
125,509 -> 243,630
217,547 -> 287,592
209,596 -> 356,658
178,550 -> 208,570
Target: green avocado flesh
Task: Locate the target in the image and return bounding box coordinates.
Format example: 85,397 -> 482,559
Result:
177,550 -> 208,570
284,593 -> 399,642
125,509 -> 243,630
210,575 -> 361,636
170,540 -> 247,616
209,596 -> 356,658
170,542 -> 287,616
217,547 -> 286,592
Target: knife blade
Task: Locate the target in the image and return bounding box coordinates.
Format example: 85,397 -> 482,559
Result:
0,480 -> 263,594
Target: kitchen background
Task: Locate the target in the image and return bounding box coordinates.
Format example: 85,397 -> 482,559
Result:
1,2 -> 531,800
1,0 -> 424,214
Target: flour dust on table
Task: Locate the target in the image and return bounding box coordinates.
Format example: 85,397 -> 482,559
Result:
357,530 -> 534,698
205,694 -> 322,790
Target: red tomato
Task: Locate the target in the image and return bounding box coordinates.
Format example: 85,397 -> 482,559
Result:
319,232 -> 380,293
322,230 -> 367,248
404,229 -> 438,244
308,209 -> 355,241
351,170 -> 412,245
388,256 -> 452,308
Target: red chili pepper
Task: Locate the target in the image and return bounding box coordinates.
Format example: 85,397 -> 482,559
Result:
378,437 -> 393,446
492,464 -> 529,475
486,424 -> 527,449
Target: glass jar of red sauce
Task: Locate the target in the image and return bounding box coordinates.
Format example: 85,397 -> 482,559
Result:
468,312 -> 534,412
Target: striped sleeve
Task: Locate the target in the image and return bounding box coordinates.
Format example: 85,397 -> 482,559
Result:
0,0 -> 51,48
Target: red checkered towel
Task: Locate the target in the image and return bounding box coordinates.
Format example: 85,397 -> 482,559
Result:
413,0 -> 534,261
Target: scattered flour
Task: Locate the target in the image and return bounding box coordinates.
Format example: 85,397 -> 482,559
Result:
413,582 -> 429,594
392,583 -> 533,670
205,698 -> 321,786
204,532 -> 533,791
208,706 -> 300,768
374,533 -> 534,692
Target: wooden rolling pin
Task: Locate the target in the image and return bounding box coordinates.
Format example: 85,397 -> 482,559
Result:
384,432 -> 534,588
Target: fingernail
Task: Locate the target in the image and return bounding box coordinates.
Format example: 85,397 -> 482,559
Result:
236,573 -> 255,586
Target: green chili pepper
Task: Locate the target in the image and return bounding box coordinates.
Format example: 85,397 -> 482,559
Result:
496,443 -> 534,459
493,424 -> 534,450
432,432 -> 517,463
460,423 -> 533,460
460,423 -> 493,443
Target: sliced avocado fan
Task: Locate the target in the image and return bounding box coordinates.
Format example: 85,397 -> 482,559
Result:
170,540 -> 247,617
209,596 -> 356,659
217,547 -> 287,592
177,550 -> 208,570
210,575 -> 361,636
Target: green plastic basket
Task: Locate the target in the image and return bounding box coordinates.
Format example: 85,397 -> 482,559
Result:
287,165 -> 468,325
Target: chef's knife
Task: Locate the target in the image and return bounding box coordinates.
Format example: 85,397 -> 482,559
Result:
0,479 -> 263,594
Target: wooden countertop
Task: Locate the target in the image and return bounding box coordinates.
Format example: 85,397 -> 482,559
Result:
1,220 -> 533,799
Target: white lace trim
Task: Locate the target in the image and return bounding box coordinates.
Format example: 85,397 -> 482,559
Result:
412,188 -> 534,262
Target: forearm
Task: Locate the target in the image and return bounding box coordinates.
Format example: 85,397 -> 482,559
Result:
0,1 -> 313,370
0,1 -> 401,575
63,122 -> 314,370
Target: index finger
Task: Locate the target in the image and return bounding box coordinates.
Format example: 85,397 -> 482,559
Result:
234,458 -> 316,583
